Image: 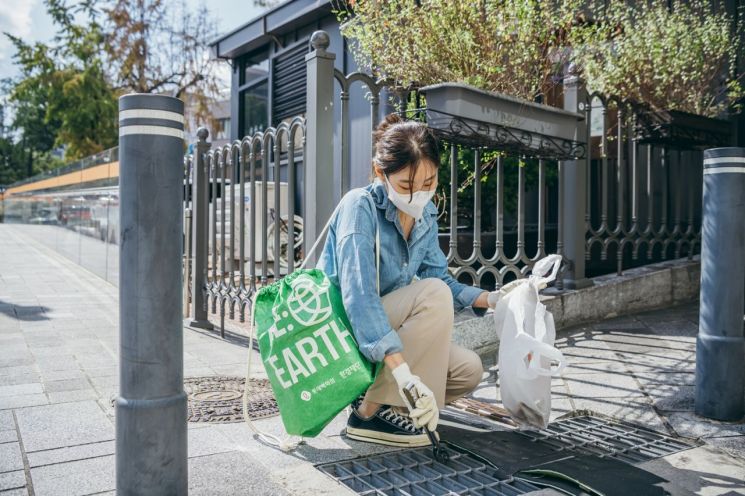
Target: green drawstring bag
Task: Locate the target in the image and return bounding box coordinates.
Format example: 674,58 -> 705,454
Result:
243,193 -> 380,449
252,269 -> 377,437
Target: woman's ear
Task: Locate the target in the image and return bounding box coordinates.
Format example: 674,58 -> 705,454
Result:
372,162 -> 385,182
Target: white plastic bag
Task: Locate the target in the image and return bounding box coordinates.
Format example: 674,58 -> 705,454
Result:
493,255 -> 566,429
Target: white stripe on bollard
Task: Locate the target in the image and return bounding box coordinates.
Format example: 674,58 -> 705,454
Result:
703,167 -> 745,175
703,156 -> 745,165
118,108 -> 185,123
119,125 -> 184,139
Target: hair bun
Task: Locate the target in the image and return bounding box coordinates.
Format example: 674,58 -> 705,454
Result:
373,113 -> 403,145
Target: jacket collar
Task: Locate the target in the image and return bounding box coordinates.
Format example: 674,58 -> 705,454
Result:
369,178 -> 399,224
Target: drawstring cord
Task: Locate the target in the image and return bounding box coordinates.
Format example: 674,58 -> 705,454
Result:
243,305 -> 304,451
241,189 -> 380,451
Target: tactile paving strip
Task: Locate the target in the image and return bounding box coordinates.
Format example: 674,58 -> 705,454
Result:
317,447 -> 542,495
515,415 -> 695,464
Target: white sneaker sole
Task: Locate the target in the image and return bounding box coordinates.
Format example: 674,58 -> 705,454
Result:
345,426 -> 432,447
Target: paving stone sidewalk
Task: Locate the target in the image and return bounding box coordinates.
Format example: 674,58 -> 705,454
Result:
0,224 -> 743,495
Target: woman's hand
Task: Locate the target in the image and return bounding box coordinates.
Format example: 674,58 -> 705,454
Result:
473,291 -> 490,309
474,280 -> 526,309
391,362 -> 438,431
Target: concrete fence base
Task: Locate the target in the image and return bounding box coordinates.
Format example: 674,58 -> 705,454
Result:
453,256 -> 701,356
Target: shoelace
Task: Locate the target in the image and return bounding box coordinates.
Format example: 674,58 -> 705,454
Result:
350,394 -> 364,411
379,407 -> 418,433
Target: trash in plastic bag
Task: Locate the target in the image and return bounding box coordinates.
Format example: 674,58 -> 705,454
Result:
493,254 -> 566,429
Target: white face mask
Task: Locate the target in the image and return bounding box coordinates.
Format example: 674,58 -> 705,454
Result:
385,175 -> 436,221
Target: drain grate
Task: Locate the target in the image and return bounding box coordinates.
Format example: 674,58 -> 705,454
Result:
515,415 -> 695,464
317,447 -> 542,495
183,376 -> 278,423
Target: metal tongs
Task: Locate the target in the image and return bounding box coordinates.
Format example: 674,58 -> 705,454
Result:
403,383 -> 450,464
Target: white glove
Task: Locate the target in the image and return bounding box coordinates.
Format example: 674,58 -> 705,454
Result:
487,279 -> 525,308
391,363 -> 438,431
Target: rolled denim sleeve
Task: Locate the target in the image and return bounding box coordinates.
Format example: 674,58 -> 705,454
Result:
416,229 -> 486,315
334,197 -> 403,363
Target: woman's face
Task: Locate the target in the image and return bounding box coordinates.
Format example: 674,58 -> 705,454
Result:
377,160 -> 438,197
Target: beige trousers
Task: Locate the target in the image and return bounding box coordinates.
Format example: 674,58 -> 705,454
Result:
364,278 -> 484,409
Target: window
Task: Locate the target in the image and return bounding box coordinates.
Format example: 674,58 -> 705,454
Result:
242,81 -> 268,136
241,49 -> 269,86
238,47 -> 270,137
236,38 -> 309,138
215,118 -> 231,141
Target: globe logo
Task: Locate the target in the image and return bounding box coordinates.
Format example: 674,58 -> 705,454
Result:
285,274 -> 333,327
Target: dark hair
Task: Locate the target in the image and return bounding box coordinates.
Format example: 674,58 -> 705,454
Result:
371,113 -> 440,198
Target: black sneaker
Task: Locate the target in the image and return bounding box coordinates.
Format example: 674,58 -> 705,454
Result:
346,405 -> 430,447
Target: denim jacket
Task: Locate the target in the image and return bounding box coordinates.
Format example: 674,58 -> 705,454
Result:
316,178 -> 486,363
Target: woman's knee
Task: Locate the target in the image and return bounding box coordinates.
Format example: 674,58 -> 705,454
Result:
462,351 -> 484,390
418,278 -> 454,312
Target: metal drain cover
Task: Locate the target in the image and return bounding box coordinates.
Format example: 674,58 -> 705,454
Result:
317,447 -> 542,495
184,376 -> 278,423
515,415 -> 696,464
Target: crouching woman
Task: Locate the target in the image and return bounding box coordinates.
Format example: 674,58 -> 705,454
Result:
317,113 -> 504,447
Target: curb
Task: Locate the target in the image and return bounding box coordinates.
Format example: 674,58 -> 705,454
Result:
453,256 -> 701,357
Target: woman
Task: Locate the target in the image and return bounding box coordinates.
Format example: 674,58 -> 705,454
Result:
316,113 -> 506,447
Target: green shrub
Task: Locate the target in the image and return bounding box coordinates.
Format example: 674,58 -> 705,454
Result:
335,0 -> 583,102
570,0 -> 744,117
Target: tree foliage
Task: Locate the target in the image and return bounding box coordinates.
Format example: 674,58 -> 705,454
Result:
4,0 -> 118,161
104,0 -> 222,124
2,0 -> 221,181
335,0 -> 584,102
569,0 -> 744,117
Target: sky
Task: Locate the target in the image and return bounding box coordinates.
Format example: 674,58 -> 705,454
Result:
0,0 -> 269,84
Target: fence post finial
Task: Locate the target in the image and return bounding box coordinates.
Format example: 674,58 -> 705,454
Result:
310,30 -> 330,52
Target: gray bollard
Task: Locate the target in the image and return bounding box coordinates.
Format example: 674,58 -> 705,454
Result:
696,147 -> 745,421
117,94 -> 188,494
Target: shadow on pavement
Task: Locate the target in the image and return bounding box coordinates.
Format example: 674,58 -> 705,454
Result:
0,299 -> 50,321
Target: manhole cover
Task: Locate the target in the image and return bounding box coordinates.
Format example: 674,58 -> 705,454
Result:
184,376 -> 278,423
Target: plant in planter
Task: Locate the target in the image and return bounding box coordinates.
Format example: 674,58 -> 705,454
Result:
568,0 -> 744,148
335,0 -> 588,159
334,0 -> 582,103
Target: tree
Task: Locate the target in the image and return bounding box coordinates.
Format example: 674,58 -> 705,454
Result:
104,0 -> 223,125
4,0 -> 118,160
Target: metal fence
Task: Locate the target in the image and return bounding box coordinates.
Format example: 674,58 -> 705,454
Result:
0,28 -> 717,334
186,120 -> 306,333
184,30 -> 715,334
584,96 -> 704,276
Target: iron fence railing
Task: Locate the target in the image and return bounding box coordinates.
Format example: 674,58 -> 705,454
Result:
584,95 -> 703,276
183,30 -> 719,336
0,31 -> 718,339
187,119 -> 306,333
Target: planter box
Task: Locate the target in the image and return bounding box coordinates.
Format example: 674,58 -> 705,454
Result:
634,108 -> 731,150
419,83 -> 586,160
